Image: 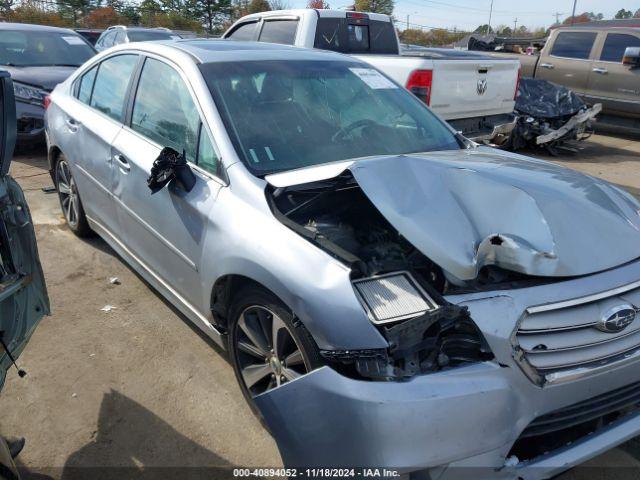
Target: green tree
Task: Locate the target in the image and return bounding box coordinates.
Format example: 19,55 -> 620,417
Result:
190,0 -> 233,33
248,0 -> 270,13
58,0 -> 100,26
614,8 -> 633,19
353,0 -> 393,16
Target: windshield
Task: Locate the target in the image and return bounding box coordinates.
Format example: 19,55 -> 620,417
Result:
0,30 -> 94,67
200,60 -> 460,175
128,31 -> 177,41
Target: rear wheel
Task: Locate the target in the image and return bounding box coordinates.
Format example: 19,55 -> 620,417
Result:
55,155 -> 92,237
228,285 -> 323,416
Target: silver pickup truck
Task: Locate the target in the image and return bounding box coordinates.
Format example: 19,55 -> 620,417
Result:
492,24 -> 640,134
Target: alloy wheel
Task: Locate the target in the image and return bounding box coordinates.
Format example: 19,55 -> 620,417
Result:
234,305 -> 309,397
56,159 -> 80,229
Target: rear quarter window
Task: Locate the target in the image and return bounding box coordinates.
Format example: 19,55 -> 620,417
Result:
227,22 -> 258,41
600,33 -> 640,62
550,32 -> 597,59
259,20 -> 298,45
314,18 -> 399,54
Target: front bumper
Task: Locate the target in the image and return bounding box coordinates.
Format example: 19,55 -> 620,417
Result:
255,259 -> 640,477
16,100 -> 45,144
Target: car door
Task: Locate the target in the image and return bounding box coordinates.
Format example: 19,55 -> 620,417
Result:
61,54 -> 139,236
111,56 -> 224,310
536,30 -> 598,94
587,31 -> 640,117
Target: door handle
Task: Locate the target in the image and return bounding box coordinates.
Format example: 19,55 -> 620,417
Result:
592,67 -> 608,74
65,117 -> 81,132
114,154 -> 130,172
540,63 -> 554,69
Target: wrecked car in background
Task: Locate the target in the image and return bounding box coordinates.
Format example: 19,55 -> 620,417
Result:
0,23 -> 95,146
0,70 -> 50,478
507,77 -> 601,154
45,41 -> 640,478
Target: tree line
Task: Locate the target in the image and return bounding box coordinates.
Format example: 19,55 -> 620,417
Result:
0,0 -> 396,34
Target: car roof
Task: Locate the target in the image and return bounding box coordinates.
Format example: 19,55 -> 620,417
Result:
162,39 -> 355,64
0,22 -> 79,34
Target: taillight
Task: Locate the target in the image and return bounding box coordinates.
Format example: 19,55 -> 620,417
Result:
406,69 -> 433,106
514,65 -> 521,100
43,95 -> 52,110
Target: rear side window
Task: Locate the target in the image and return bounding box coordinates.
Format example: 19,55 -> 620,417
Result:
551,32 -> 597,59
77,65 -> 98,104
227,22 -> 258,41
90,54 -> 138,121
131,58 -> 200,162
314,18 -> 398,54
259,20 -> 298,45
600,33 -> 640,62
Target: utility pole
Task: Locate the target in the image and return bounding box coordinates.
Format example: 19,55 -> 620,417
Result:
570,0 -> 577,24
553,12 -> 564,24
487,0 -> 494,35
513,17 -> 518,32
407,14 -> 410,31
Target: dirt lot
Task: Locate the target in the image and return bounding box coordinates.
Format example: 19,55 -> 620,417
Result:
1,133 -> 640,479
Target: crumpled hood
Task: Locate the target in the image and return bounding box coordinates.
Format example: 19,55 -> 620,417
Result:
267,148 -> 640,281
3,65 -> 77,91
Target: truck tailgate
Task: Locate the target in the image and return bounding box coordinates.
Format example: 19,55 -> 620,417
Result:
430,59 -> 518,120
356,54 -> 518,120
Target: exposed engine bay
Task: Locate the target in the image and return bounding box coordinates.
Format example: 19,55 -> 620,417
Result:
266,173 -> 495,380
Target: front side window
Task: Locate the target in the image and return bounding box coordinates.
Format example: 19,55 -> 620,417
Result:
227,22 -> 258,41
77,65 -> 98,104
0,30 -> 94,67
131,58 -> 199,161
259,20 -> 298,45
551,32 -> 597,59
600,33 -> 640,62
90,54 -> 138,121
200,60 -> 460,175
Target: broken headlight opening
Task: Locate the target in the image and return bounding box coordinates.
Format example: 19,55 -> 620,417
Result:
266,173 -> 494,380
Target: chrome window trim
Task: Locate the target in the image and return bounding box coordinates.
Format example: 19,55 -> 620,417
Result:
526,279 -> 640,314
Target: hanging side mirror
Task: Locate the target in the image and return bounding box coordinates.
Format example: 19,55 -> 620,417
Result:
622,47 -> 640,69
147,147 -> 196,194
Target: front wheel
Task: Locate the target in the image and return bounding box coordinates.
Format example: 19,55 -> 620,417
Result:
55,154 -> 92,237
228,285 -> 323,416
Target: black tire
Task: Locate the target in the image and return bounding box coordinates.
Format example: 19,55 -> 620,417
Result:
228,284 -> 323,418
54,154 -> 92,237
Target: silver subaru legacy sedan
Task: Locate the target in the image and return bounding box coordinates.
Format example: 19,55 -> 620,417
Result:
45,40 -> 640,478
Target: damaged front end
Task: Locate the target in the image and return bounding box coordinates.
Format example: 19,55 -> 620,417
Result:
266,171 -> 495,381
507,77 -> 601,155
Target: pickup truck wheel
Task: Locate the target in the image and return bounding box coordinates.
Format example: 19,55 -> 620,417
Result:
228,285 -> 323,416
55,155 -> 92,237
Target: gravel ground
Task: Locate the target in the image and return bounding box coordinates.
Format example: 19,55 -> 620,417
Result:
1,133 -> 639,479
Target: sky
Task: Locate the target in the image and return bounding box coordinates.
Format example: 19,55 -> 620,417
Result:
286,0 -> 638,32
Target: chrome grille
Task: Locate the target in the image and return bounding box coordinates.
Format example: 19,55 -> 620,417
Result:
514,282 -> 640,385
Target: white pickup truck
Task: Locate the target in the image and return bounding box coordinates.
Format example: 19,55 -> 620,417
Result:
223,9 -> 521,143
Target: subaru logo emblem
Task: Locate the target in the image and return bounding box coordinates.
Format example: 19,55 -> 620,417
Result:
477,78 -> 488,95
596,305 -> 636,333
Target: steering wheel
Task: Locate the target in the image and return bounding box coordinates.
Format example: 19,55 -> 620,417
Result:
331,119 -> 380,143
